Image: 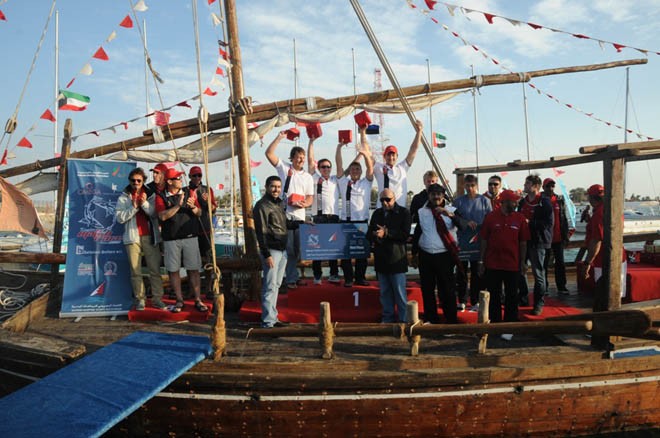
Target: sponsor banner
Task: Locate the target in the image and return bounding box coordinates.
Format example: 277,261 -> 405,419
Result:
60,159 -> 136,317
458,225 -> 481,261
300,223 -> 369,260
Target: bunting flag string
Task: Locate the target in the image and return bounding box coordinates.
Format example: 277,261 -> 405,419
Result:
420,1 -> 660,57
0,9 -> 6,21
408,0 -> 654,141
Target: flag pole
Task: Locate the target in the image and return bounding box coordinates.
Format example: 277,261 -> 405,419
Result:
53,10 -> 59,210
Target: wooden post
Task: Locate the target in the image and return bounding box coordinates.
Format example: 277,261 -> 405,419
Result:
406,301 -> 421,356
455,172 -> 465,199
224,0 -> 261,299
49,119 -> 72,299
211,293 -> 227,361
477,291 -> 490,354
319,302 -> 334,359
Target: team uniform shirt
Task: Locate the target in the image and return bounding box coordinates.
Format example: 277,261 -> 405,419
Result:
374,160 -> 409,207
416,204 -> 458,254
483,191 -> 502,210
519,194 -> 541,222
585,203 -> 626,268
548,194 -> 562,243
275,159 -> 314,221
337,176 -> 373,221
480,209 -> 531,272
311,172 -> 340,215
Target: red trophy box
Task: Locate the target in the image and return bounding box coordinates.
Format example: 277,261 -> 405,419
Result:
286,128 -> 300,141
354,110 -> 371,128
305,123 -> 323,139
338,130 -> 353,144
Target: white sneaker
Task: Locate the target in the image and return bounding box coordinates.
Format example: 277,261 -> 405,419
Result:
313,278 -> 322,285
457,303 -> 466,312
469,304 -> 479,312
328,275 -> 341,283
501,333 -> 513,341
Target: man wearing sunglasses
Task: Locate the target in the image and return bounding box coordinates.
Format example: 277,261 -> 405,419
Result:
367,188 -> 411,323
307,137 -> 341,285
155,168 -> 207,314
147,162 -> 168,196
484,175 -> 503,210
115,167 -> 165,311
541,178 -> 570,295
189,166 -> 218,297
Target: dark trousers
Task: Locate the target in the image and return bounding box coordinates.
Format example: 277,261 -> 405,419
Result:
312,214 -> 339,279
457,260 -> 483,306
544,241 -> 567,290
486,269 -> 519,323
418,250 -> 457,324
340,219 -> 368,283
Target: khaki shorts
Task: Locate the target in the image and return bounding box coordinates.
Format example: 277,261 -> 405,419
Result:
163,237 -> 202,272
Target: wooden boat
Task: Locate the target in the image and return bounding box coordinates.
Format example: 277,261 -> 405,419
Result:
1,2 -> 660,437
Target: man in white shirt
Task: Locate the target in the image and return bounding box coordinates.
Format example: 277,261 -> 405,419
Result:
336,124 -> 374,287
307,136 -> 341,284
266,131 -> 314,289
373,119 -> 423,207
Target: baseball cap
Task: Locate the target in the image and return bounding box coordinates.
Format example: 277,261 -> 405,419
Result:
499,189 -> 520,202
587,184 -> 604,196
165,168 -> 184,180
383,145 -> 398,156
150,163 -> 168,174
542,178 -> 555,187
189,166 -> 202,176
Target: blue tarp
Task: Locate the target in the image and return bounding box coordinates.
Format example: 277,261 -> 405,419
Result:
0,331 -> 212,438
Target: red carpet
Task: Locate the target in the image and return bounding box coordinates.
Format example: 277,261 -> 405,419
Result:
128,297 -> 213,323
626,263 -> 660,303
239,283 -> 582,324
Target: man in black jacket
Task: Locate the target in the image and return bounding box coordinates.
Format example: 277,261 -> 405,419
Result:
542,178 -> 570,294
367,188 -> 411,323
253,176 -> 291,328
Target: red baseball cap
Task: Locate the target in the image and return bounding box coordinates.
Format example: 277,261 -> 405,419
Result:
383,145 -> 398,156
189,166 -> 203,176
587,184 -> 604,196
150,163 -> 168,174
499,189 -> 520,202
165,168 -> 184,180
542,178 -> 555,187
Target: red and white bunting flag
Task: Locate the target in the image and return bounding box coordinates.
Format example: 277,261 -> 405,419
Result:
208,0 -> 217,4
0,10 -> 6,21
215,67 -> 225,76
119,15 -> 133,28
79,63 -> 93,75
176,101 -> 192,109
93,47 -> 109,61
483,13 -> 495,24
552,168 -> 566,177
217,183 -> 224,190
40,109 -> 56,122
211,13 -> 222,26
120,122 -> 129,130
0,149 -> 8,165
424,0 -> 437,9
218,48 -> 229,60
65,78 -> 75,88
203,87 -> 217,96
613,43 -> 626,52
250,159 -> 261,168
500,171 -> 509,176
106,31 -> 117,42
133,0 -> 148,12
528,22 -> 542,30
17,137 -> 33,148
154,111 -> 171,126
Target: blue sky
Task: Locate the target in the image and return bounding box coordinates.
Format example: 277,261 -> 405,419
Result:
1,0 -> 659,199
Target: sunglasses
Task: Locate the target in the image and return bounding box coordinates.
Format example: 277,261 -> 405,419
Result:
488,182 -> 500,186
190,173 -> 202,177
169,177 -> 182,181
380,197 -> 392,203
319,165 -> 332,169
152,171 -> 161,175
130,178 -> 143,183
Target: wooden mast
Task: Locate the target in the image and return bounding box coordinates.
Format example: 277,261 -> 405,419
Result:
223,0 -> 260,298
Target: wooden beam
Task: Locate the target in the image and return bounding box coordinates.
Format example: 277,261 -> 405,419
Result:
50,120 -> 71,292
579,138 -> 660,155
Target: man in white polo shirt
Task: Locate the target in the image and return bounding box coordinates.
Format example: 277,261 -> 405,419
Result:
373,119 -> 423,207
307,136 -> 341,284
336,124 -> 374,287
266,131 -> 315,289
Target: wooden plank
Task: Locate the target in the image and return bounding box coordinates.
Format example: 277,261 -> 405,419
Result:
580,138 -> 660,155
547,310 -> 651,337
1,292 -> 49,333
601,157 -> 625,312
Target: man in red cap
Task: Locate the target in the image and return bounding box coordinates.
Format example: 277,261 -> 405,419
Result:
580,184 -> 627,307
155,167 -> 207,313
189,165 -> 218,297
373,120 -> 423,207
479,190 -> 530,333
147,163 -> 168,196
541,177 -> 570,294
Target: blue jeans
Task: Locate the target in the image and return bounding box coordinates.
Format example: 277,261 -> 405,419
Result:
377,272 -> 407,322
519,243 -> 547,308
285,228 -> 300,284
261,249 -> 287,328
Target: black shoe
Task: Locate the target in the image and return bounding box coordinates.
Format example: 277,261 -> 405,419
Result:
532,305 -> 543,316
344,281 -> 353,288
273,321 -> 290,328
354,279 -> 370,286
519,297 -> 529,306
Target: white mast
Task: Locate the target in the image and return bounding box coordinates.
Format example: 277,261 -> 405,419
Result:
522,81 -> 531,174
471,65 -> 480,170
53,10 -> 59,209
427,59 -> 433,146
144,19 -> 150,131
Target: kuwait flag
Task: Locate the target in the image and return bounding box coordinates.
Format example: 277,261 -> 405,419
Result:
432,132 -> 446,148
58,90 -> 90,111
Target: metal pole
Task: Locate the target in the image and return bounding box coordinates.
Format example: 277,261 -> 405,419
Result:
54,11 -> 59,209
349,0 -> 453,198
471,65 -> 480,171
522,82 -> 531,174
624,67 -> 629,144
144,19 -> 150,131
427,59 -> 433,142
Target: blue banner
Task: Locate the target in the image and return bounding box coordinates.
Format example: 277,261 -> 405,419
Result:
458,225 -> 481,261
300,223 -> 369,260
60,159 -> 136,317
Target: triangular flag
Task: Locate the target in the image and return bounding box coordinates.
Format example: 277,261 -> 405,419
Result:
217,183 -> 224,190
250,159 -> 262,168
40,109 -> 56,122
552,168 -> 566,177
0,10 -> 6,21
211,76 -> 224,86
91,131 -> 100,137
483,13 -> 495,24
176,101 -> 192,109
211,13 -> 222,26
217,57 -> 231,69
219,48 -> 229,60
7,151 -> 16,159
208,0 -> 217,4
613,43 -> 626,52
0,149 -> 7,165
79,63 -> 93,75
120,122 -> 129,130
154,111 -> 171,127
133,0 -> 148,12
216,67 -> 225,76
446,5 -> 456,16
119,15 -> 133,28
432,132 -> 446,148
528,22 -> 542,30
106,31 -> 117,42
424,0 -> 437,9
65,78 -> 75,88
203,87 -> 217,96
93,47 -> 109,61
17,137 -> 33,148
